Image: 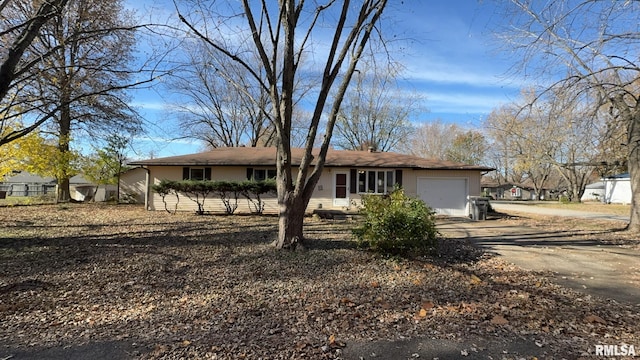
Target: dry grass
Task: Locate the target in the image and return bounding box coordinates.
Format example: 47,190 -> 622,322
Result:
0,195 -> 56,206
532,201 -> 631,216
1,204 -> 639,359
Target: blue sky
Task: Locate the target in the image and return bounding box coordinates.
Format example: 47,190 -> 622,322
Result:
127,1 -> 523,159
395,2 -> 520,123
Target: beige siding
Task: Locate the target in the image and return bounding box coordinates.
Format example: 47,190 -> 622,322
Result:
305,170 -> 333,212
140,165 -> 483,214
148,166 -> 273,213
120,167 -> 147,204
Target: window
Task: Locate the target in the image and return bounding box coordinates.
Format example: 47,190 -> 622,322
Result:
386,171 -> 394,194
357,170 -> 395,194
248,168 -> 276,181
182,167 -> 211,180
190,168 -> 205,180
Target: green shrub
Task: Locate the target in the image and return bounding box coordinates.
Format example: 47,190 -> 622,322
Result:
353,188 -> 438,256
152,180 -> 180,214
239,179 -> 277,214
151,179 -> 277,215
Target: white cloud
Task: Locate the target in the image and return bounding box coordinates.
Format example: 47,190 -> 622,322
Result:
421,91 -> 511,114
131,101 -> 167,111
407,66 -> 507,87
129,134 -> 204,159
401,55 -> 523,88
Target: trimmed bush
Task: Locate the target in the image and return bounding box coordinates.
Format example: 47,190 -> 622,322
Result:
152,180 -> 181,214
239,179 -> 277,214
353,188 -> 438,256
151,179 -> 276,215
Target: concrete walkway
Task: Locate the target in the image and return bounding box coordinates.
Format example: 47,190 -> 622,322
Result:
438,204 -> 640,305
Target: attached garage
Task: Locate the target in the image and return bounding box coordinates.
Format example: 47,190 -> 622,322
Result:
417,177 -> 469,216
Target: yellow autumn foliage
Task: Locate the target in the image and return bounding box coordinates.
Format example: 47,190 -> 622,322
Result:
0,122 -> 78,180
0,125 -> 49,178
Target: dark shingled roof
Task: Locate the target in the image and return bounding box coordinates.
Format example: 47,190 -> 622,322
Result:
129,147 -> 494,171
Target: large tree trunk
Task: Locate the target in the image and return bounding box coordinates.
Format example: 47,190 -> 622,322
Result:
627,103 -> 640,232
116,174 -> 121,203
273,137 -> 313,250
57,177 -> 71,202
529,171 -> 548,201
275,192 -> 308,250
57,100 -> 72,203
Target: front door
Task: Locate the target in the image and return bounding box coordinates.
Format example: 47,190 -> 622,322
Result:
333,172 -> 349,207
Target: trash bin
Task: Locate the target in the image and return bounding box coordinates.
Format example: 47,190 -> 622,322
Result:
470,196 -> 489,221
0,191 -> 5,199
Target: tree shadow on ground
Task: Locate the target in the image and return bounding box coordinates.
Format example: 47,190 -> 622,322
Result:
440,213 -> 632,248
0,225 -> 278,281
302,218 -> 488,265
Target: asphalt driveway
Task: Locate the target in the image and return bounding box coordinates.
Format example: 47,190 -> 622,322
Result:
438,204 -> 640,306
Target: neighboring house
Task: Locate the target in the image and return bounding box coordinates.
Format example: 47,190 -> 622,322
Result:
0,171 -> 56,197
127,147 -> 494,216
70,174 -> 117,202
481,180 -> 553,201
0,171 -> 116,201
581,181 -> 605,202
481,181 -> 517,200
603,173 -> 632,204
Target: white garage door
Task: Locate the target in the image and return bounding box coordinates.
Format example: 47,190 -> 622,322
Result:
417,178 -> 468,216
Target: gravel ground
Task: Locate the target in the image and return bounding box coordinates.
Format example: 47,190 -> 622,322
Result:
1,204 -> 639,359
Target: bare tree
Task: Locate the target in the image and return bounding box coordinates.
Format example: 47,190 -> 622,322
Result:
595,106 -> 628,177
446,130 -> 488,165
165,41 -> 276,148
0,0 -> 68,108
498,0 -> 640,230
0,0 -> 69,145
402,119 -> 463,159
484,105 -> 525,185
402,120 -> 486,165
485,93 -> 556,200
550,88 -> 601,201
177,0 -> 389,249
333,60 -> 419,151
486,87 -> 604,201
1,0 -> 165,149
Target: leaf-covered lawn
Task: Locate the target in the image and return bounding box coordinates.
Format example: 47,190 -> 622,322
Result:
1,204 -> 638,359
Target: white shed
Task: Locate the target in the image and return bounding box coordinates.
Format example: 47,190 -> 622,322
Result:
603,173 -> 631,204
70,175 -> 117,202
581,181 -> 605,202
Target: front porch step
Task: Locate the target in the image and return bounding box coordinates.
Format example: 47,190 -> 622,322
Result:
312,209 -> 359,220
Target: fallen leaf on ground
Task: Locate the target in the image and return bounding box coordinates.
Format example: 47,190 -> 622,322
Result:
490,315 -> 509,325
584,314 -> 606,324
